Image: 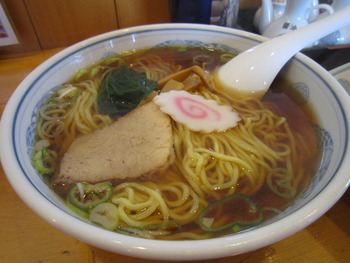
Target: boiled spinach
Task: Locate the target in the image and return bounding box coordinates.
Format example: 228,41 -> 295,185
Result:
97,66 -> 158,118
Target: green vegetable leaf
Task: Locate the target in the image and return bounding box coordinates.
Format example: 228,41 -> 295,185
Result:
97,65 -> 158,118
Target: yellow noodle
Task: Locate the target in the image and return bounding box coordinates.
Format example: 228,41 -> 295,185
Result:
34,50 -> 319,240
112,182 -> 170,226
159,182 -> 202,222
112,181 -> 204,226
171,87 -> 313,198
131,54 -> 181,80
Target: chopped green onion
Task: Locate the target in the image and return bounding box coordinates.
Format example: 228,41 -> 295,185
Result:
88,67 -> 100,79
34,139 -> 50,151
56,84 -> 77,99
32,148 -> 56,174
220,53 -> 235,63
101,55 -> 124,66
177,46 -> 187,52
201,217 -> 214,229
89,203 -> 119,230
66,199 -> 89,219
198,193 -> 263,233
73,68 -> 88,81
232,224 -> 241,233
67,182 -> 113,210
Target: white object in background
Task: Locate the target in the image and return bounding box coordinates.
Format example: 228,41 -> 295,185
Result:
320,1 -> 350,46
210,0 -> 240,28
330,62 -> 350,94
253,0 -> 286,34
309,0 -> 322,21
262,0 -> 333,38
216,4 -> 350,99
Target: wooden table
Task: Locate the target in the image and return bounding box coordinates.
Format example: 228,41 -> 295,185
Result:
1,48 -> 350,263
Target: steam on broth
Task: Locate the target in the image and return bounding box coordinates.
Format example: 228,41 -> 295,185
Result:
32,45 -> 320,240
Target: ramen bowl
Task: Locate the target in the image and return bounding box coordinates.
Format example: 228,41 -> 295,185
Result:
1,23 -> 350,261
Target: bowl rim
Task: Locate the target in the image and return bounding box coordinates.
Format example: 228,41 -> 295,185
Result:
1,23 -> 350,261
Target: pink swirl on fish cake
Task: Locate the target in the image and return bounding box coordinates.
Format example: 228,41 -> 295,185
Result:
174,96 -> 221,121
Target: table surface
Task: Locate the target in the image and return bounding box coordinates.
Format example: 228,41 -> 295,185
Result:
1,48 -> 350,263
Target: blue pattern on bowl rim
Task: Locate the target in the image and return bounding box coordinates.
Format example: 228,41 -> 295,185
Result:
155,39 -> 240,54
291,82 -> 310,101
330,62 -> 350,95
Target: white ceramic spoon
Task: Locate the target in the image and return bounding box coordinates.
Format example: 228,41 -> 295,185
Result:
216,4 -> 350,99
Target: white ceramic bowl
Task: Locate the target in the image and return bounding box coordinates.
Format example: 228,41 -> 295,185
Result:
1,24 -> 350,261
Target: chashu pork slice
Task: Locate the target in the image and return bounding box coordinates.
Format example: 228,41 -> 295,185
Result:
53,102 -> 174,189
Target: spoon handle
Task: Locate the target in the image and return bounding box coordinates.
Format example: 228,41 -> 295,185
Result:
217,4 -> 350,99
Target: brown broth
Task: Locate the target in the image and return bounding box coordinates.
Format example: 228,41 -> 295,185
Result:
41,45 -> 321,239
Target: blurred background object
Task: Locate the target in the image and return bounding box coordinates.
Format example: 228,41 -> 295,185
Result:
253,0 -> 287,34
319,0 -> 350,46
0,0 -> 171,54
169,0 -> 240,28
258,0 -> 333,38
169,0 -> 212,24
0,0 -> 349,70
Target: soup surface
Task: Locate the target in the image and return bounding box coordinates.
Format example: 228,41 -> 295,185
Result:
32,45 -> 321,240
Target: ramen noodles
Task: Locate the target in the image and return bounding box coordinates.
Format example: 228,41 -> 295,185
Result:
32,45 -> 320,240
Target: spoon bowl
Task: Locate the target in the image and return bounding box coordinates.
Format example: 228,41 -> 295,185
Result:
216,4 -> 350,99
